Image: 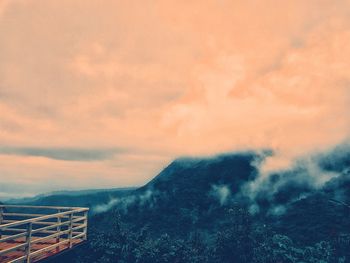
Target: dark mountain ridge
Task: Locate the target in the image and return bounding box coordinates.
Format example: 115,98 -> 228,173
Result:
91,146 -> 350,244
5,187 -> 136,208
9,144 -> 350,262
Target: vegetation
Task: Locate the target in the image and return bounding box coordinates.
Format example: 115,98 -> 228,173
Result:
51,205 -> 349,263
28,147 -> 350,262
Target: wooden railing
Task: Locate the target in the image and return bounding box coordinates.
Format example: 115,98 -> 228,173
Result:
0,205 -> 89,263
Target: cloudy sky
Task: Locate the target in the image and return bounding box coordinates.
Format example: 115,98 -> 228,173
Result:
0,0 -> 349,198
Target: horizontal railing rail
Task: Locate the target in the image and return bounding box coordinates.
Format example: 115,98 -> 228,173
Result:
0,205 -> 89,263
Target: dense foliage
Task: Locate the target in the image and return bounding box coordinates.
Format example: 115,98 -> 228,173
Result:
28,147 -> 350,262
52,205 -> 350,263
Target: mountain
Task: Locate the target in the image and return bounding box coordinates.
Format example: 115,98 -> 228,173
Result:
13,147 -> 350,242
92,152 -> 263,235
90,147 -> 350,244
9,144 -> 350,262
7,187 -> 136,208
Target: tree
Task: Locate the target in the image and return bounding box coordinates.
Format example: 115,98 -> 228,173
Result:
213,206 -> 254,263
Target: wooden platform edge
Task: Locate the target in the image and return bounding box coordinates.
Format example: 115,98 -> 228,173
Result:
35,240 -> 88,262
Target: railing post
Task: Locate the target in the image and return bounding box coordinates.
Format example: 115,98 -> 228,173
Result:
56,209 -> 61,252
0,207 -> 3,224
68,212 -> 73,248
83,210 -> 88,241
25,222 -> 33,263
0,206 -> 3,239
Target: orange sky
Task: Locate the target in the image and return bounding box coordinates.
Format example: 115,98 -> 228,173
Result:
0,0 -> 349,198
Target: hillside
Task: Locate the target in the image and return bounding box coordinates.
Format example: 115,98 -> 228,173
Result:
7,187 -> 136,209
13,145 -> 350,262
90,147 -> 350,243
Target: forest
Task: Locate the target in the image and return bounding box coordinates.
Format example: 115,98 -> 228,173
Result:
46,145 -> 350,263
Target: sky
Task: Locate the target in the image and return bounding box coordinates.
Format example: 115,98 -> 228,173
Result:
0,0 -> 349,198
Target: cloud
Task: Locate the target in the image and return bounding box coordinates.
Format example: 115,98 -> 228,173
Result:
92,198 -> 120,214
211,185 -> 231,206
238,143 -> 350,215
91,189 -> 154,214
0,0 -> 15,16
0,146 -> 123,161
0,0 -> 349,195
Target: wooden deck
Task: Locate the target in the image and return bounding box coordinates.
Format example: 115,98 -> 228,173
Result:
0,205 -> 89,263
0,236 -> 83,262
